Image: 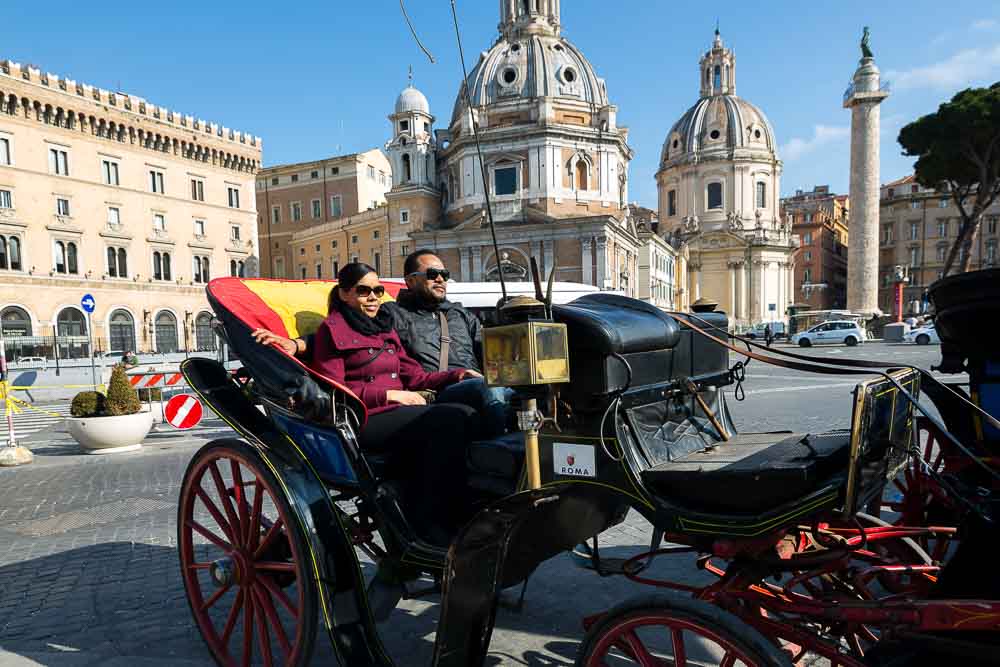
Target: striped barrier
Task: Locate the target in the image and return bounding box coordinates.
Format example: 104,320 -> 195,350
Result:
128,372 -> 186,388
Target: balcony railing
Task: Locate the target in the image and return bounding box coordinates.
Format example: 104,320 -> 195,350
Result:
843,80 -> 892,105
491,197 -> 523,222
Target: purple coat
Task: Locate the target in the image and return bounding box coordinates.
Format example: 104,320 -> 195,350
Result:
310,309 -> 465,413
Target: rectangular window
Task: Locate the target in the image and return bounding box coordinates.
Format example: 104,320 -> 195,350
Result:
494,166 -> 517,196
153,214 -> 166,231
910,221 -> 920,240
937,220 -> 947,237
150,170 -> 165,194
102,160 -> 119,186
910,201 -> 921,210
909,247 -> 920,266
271,206 -> 281,224
316,264 -> 322,279
379,171 -> 387,186
291,202 -> 302,221
667,190 -> 677,217
400,210 -> 410,224
49,148 -> 69,175
989,218 -> 997,235
332,260 -> 339,276
227,187 -> 240,209
374,252 -> 381,274
190,179 -> 204,201
401,243 -> 409,256
936,245 -> 947,261
939,198 -> 949,208
804,251 -> 812,261
706,182 -> 723,210
315,244 -> 321,252
882,225 -> 893,244
351,235 -> 358,245
803,268 -> 812,283
107,207 -> 120,226
803,232 -> 813,245
373,230 -> 380,240
399,120 -> 409,132
300,266 -> 307,279
330,195 -> 343,218
367,165 -> 376,179
311,199 -> 322,219
56,198 -> 70,216
230,225 -> 241,241
330,167 -> 340,175
271,177 -> 279,186
291,174 -> 298,183
2,188 -> 16,207
311,170 -> 319,179
755,182 -> 767,209
987,241 -> 997,264
0,137 -> 10,165
331,240 -> 338,249
194,220 -> 206,237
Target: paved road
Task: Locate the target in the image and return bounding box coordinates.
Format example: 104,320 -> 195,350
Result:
0,343 -> 954,666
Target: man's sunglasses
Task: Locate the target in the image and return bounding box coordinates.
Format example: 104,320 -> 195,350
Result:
408,268 -> 450,281
353,285 -> 386,298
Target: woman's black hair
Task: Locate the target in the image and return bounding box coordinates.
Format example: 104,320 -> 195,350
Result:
328,262 -> 378,312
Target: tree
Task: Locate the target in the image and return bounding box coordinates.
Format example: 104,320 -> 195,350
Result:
898,83 -> 1000,275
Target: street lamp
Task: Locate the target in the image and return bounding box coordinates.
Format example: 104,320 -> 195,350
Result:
892,265 -> 910,323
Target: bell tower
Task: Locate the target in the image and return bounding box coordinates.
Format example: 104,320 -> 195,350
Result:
500,0 -> 560,38
699,29 -> 736,97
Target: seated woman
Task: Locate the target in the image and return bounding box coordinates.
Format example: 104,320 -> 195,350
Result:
256,263 -> 481,547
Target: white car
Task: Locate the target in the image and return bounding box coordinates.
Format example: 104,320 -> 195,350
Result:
15,356 -> 48,369
792,321 -> 867,347
905,324 -> 940,345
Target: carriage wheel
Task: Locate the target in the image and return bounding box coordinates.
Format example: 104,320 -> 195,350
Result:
577,594 -> 791,667
179,440 -> 318,667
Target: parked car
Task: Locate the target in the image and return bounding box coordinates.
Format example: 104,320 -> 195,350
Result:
904,323 -> 940,345
745,322 -> 786,340
791,320 -> 867,347
16,356 -> 48,369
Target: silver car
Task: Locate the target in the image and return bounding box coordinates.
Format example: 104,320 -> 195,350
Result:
791,321 -> 867,347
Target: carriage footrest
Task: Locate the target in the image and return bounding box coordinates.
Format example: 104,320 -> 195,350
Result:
640,431 -> 851,514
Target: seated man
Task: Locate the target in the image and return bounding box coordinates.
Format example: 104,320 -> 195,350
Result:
253,249 -> 512,436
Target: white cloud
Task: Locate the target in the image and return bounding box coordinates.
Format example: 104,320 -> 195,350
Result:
971,18 -> 998,31
888,44 -> 1000,91
780,125 -> 850,161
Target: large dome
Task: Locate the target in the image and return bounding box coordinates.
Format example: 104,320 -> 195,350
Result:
661,94 -> 778,166
395,85 -> 430,115
451,33 -> 608,124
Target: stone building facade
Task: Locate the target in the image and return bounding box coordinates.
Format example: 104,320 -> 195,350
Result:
385,0 -> 641,294
254,149 -> 391,278
0,59 -> 261,359
657,31 -> 796,327
877,175 -> 1000,315
629,204 -> 686,310
781,186 -> 849,310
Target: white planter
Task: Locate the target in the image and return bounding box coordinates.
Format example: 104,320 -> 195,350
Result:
65,409 -> 155,455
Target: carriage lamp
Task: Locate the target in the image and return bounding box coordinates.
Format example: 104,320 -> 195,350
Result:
482,322 -> 570,387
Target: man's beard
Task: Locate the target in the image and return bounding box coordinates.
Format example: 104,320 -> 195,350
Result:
419,283 -> 446,304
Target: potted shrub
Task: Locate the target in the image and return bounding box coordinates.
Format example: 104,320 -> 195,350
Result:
66,364 -> 154,454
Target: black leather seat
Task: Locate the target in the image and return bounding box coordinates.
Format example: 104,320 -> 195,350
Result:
640,432 -> 852,514
466,433 -> 526,496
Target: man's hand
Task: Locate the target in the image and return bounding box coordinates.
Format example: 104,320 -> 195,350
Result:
457,369 -> 483,381
252,329 -> 300,357
386,390 -> 427,406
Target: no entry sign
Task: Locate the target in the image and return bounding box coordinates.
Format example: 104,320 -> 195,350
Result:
164,394 -> 203,430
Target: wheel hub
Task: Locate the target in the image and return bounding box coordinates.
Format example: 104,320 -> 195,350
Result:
209,557 -> 234,588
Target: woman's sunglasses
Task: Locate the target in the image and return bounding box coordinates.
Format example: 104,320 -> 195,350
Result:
353,285 -> 386,298
408,268 -> 451,282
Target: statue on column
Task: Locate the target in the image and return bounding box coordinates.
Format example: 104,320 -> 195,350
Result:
860,26 -> 873,58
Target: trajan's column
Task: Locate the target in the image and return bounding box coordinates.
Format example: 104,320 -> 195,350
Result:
844,27 -> 889,317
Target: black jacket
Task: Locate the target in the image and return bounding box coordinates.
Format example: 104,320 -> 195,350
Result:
302,290 -> 482,373
390,290 -> 482,373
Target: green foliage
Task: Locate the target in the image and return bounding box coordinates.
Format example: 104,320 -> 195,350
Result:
105,364 -> 142,416
70,391 -> 106,418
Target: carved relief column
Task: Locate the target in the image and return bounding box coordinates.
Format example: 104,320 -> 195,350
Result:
582,238 -> 593,284
728,261 -> 737,317
543,239 -> 554,278
735,260 -> 746,322
596,237 -> 608,288
460,246 -> 471,281
471,246 -> 483,281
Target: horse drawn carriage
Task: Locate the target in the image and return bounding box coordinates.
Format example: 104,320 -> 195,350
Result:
176,268 -> 1000,666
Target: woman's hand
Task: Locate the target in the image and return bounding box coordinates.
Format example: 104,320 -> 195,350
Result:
252,329 -> 300,357
386,390 -> 427,406
457,369 -> 483,381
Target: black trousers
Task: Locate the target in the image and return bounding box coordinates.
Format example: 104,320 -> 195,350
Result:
359,403 -> 480,536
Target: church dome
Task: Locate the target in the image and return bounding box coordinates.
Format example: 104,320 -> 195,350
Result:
395,84 -> 430,115
450,34 -> 608,124
660,31 -> 778,168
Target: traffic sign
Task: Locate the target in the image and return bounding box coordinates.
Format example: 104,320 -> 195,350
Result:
164,394 -> 203,430
81,294 -> 96,313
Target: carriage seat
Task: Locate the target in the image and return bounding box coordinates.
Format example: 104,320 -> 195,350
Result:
640,431 -> 852,514
466,433 -> 526,496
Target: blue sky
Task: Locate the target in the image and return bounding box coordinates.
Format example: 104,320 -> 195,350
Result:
4,1 -> 999,207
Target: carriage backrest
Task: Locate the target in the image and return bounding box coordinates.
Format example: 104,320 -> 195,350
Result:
206,277 -> 405,425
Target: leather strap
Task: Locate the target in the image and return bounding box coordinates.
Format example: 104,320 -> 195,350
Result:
437,311 -> 451,372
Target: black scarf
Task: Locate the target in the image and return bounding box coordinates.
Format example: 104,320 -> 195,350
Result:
332,290 -> 395,337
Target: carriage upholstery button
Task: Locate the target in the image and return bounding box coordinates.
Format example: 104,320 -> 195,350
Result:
391,373 -> 397,379
366,376 -> 375,382
368,348 -> 374,354
388,349 -> 395,355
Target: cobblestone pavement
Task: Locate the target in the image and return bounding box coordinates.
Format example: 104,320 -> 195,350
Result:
0,343 -> 950,666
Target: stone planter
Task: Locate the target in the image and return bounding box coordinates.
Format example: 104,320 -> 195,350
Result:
65,409 -> 155,455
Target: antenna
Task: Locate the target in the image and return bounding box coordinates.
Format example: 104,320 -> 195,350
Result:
450,0 -> 508,304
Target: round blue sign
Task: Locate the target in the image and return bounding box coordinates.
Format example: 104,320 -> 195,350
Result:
81,294 -> 96,313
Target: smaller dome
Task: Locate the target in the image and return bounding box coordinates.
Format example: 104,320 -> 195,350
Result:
395,85 -> 430,115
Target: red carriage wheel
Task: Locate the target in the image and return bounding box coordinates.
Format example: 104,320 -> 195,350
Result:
179,440 -> 318,667
577,594 -> 792,667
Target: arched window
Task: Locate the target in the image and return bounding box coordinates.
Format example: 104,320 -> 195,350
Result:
9,237 -> 20,271
201,257 -> 210,282
707,182 -> 723,210
713,65 -> 721,90
163,252 -> 172,280
238,261 -> 245,277
117,248 -> 127,277
193,257 -> 202,283
195,312 -> 216,351
230,259 -> 237,276
67,242 -> 78,274
107,248 -> 117,277
402,154 -> 412,182
1,306 -> 31,337
108,309 -> 135,354
575,160 -> 589,191
56,307 -> 86,337
756,182 -> 767,209
54,241 -> 66,273
0,235 -> 7,269
155,311 -> 178,353
153,251 -> 162,280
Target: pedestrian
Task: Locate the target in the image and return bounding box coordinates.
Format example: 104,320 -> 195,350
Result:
121,350 -> 138,369
764,323 -> 774,348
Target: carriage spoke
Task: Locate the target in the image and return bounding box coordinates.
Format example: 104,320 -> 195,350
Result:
187,519 -> 233,552
200,582 -> 232,612
257,571 -> 299,619
251,585 -> 274,667
254,583 -> 292,657
195,487 -> 237,544
248,480 -> 265,553
242,588 -> 255,667
230,460 -> 251,547
720,654 -> 737,667
209,462 -> 244,548
619,630 -> 658,667
670,628 -> 686,667
253,518 -> 286,561
255,561 -> 297,573
187,562 -> 212,571
221,588 -> 244,646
